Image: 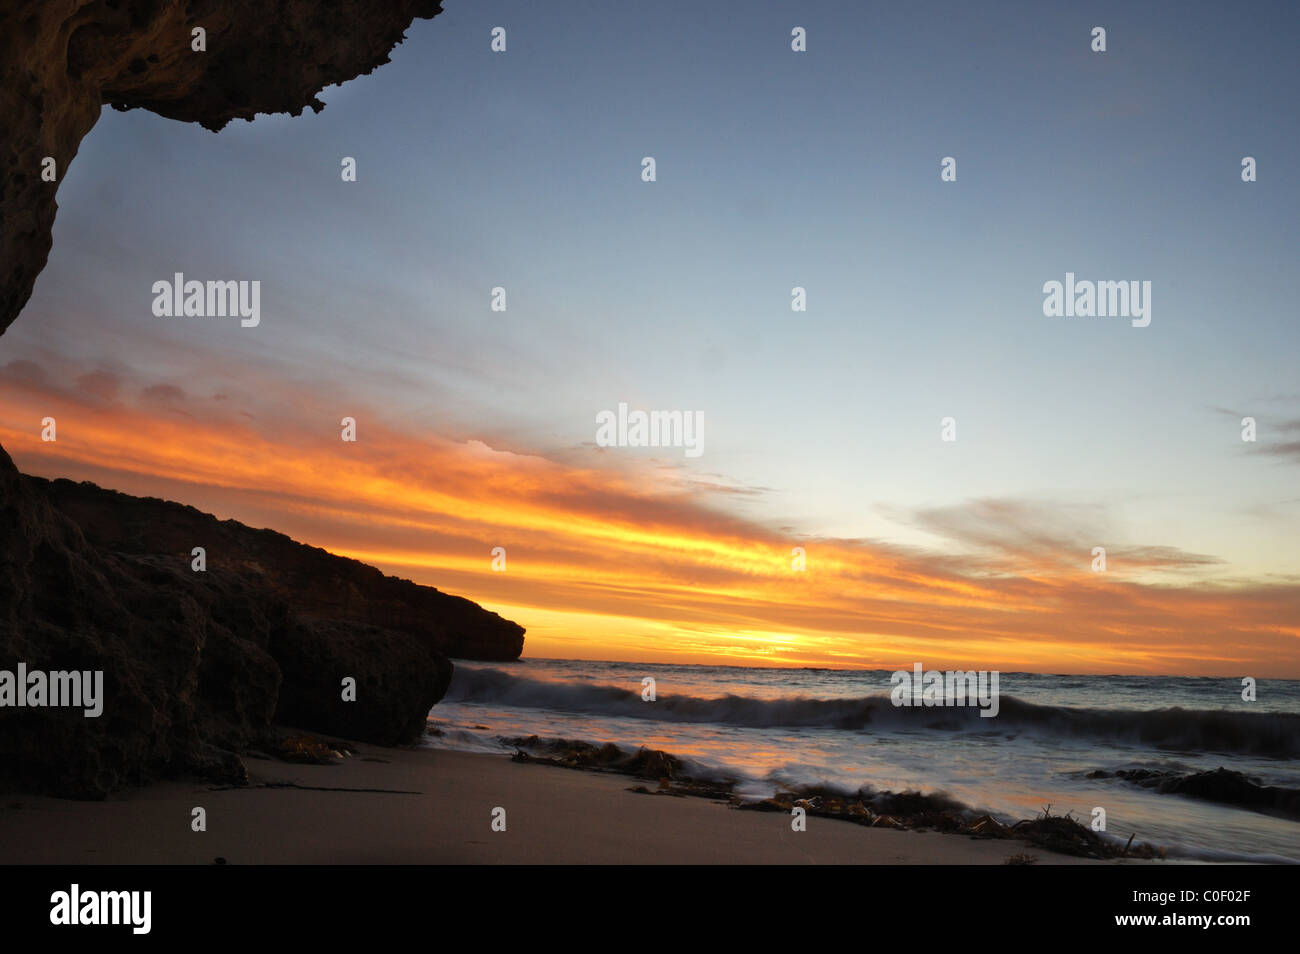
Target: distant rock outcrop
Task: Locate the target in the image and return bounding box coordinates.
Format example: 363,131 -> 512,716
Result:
0,446 -> 524,798
1089,766 -> 1300,821
0,0 -> 443,335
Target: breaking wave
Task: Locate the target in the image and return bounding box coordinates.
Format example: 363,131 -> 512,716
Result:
443,666 -> 1300,759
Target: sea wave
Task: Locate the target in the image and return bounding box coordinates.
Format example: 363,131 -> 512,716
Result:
442,667 -> 1300,758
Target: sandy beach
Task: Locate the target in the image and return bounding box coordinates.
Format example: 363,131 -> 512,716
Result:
0,739 -> 1139,865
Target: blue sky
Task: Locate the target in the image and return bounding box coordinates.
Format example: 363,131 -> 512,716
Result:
6,0 -> 1299,591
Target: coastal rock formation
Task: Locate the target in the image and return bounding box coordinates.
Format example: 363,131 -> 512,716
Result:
0,443 -> 278,797
0,0 -> 443,335
1089,766 -> 1300,821
0,1 -> 522,798
0,448 -> 523,798
36,477 -> 526,665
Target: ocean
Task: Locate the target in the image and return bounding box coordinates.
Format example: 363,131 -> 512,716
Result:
424,658 -> 1300,863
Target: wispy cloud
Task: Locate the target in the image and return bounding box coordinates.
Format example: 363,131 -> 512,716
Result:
896,498 -> 1223,576
2,356 -> 1297,675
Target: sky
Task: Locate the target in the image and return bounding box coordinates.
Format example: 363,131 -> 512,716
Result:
1,0 -> 1298,674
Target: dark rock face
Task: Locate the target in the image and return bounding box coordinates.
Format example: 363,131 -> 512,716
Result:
0,0 -> 443,336
0,1 -> 516,798
1,448 -> 523,798
274,618 -> 454,745
36,476 -> 526,664
1,443 -> 279,797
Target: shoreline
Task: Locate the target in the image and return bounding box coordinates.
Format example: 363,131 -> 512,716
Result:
0,738 -> 1152,865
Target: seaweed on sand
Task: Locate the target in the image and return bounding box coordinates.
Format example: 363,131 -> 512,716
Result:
274,733 -> 351,765
1011,805 -> 1162,860
504,737 -> 1166,860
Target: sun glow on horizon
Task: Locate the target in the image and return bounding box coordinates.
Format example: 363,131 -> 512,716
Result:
3,369 -> 1296,678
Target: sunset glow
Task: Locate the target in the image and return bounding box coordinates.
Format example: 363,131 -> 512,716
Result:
4,366 -> 1295,675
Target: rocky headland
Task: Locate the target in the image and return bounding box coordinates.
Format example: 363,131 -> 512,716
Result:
0,1 -> 526,800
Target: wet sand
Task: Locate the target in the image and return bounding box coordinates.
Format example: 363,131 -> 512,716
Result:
0,740 -> 1152,865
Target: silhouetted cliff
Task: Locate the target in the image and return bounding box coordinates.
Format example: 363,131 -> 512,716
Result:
1,446 -> 524,798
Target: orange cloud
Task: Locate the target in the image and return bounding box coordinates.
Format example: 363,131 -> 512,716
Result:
2,357 -> 1297,676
